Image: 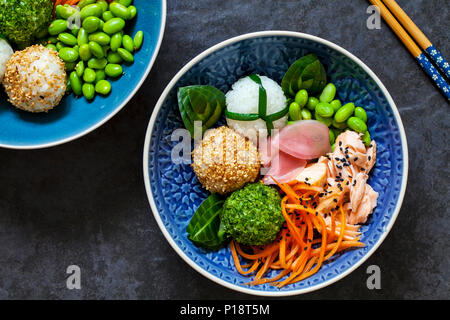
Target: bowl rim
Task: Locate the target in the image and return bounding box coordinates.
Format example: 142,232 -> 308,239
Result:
0,0 -> 167,150
142,30 -> 409,296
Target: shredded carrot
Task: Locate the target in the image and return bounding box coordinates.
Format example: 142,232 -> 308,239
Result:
230,178 -> 365,288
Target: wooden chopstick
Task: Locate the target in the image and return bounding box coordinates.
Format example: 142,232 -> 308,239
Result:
368,0 -> 450,100
382,0 -> 450,79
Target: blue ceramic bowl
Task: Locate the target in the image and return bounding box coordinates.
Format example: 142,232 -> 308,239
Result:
0,0 -> 166,149
143,31 -> 408,296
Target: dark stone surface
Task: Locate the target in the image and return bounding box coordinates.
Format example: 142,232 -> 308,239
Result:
0,0 -> 448,300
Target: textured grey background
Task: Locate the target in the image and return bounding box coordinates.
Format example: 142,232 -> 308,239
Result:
0,0 -> 448,300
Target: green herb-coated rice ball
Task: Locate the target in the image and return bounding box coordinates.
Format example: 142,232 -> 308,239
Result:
221,182 -> 284,245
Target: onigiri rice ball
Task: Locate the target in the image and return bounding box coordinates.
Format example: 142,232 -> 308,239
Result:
225,75 -> 288,141
0,38 -> 14,82
2,45 -> 66,113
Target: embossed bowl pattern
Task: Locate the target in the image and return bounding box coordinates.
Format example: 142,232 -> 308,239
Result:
143,31 -> 408,296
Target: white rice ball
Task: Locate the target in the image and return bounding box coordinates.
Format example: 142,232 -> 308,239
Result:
2,45 -> 66,113
225,75 -> 288,141
0,38 -> 14,82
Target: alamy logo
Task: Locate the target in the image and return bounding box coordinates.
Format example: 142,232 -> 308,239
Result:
66,265 -> 81,290
366,265 -> 381,289
366,5 -> 381,30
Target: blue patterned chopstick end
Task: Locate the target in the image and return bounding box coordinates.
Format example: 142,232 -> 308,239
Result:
417,53 -> 450,100
425,45 -> 450,79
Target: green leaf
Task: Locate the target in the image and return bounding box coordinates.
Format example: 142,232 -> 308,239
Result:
187,194 -> 229,250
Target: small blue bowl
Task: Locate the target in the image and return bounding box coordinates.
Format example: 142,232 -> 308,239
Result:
143,31 -> 408,296
0,0 -> 166,149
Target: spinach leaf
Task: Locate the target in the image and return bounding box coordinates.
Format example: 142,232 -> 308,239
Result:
187,194 -> 229,250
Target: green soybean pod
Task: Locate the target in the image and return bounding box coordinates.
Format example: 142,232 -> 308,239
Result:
82,83 -> 95,100
306,96 -> 319,111
88,41 -> 104,59
315,102 -> 334,118
347,117 -> 368,133
71,25 -> 80,37
75,60 -> 85,78
95,69 -> 106,83
66,78 -> 72,93
119,0 -> 133,7
332,119 -> 347,129
59,47 -> 79,62
69,71 -> 82,96
300,108 -> 312,120
103,18 -> 126,35
329,129 -> 336,145
319,83 -> 336,103
122,35 -> 134,52
58,33 -> 77,46
102,10 -> 114,21
87,57 -> 108,69
82,16 -> 102,33
110,2 -> 130,20
117,48 -> 134,63
56,41 -> 66,51
77,28 -> 89,46
97,0 -> 109,13
334,102 -> 355,123
361,131 -> 371,147
80,4 -> 103,20
47,36 -> 58,44
107,51 -> 123,64
105,63 -> 123,78
294,89 -> 308,108
65,62 -> 76,72
78,0 -> 96,9
127,5 -> 137,19
289,102 -> 302,121
83,67 -> 97,83
46,44 -> 57,51
48,19 -> 68,36
133,31 -> 143,51
354,107 -> 368,122
79,43 -> 92,61
95,80 -> 112,95
314,111 -> 333,127
330,99 -> 342,112
89,32 -> 111,46
110,32 -> 123,52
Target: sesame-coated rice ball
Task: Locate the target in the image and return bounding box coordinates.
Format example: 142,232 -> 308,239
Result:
2,45 -> 66,113
192,126 -> 261,195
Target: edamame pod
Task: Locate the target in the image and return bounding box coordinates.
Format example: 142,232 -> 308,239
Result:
78,0 -> 96,9
334,102 -> 355,123
110,32 -> 123,51
110,2 -> 130,20
289,102 -> 301,121
127,6 -> 137,19
95,80 -> 112,95
330,99 -> 342,112
89,32 -> 111,46
329,129 -> 335,145
117,48 -> 134,63
107,51 -> 123,64
77,28 -> 89,46
105,64 -> 123,78
300,108 -> 312,120
103,18 -> 126,35
95,69 -> 106,83
80,3 -> 103,20
59,47 -> 79,62
315,102 -> 334,118
75,61 -> 85,78
306,96 -> 319,111
87,57 -> 108,69
82,83 -> 95,100
122,35 -> 134,52
65,62 -> 76,72
314,111 -> 333,126
56,5 -> 80,20
79,43 -> 92,61
48,19 -> 68,36
46,44 -> 57,51
347,117 -> 367,133
83,68 -> 97,83
332,119 -> 347,129
88,41 -> 104,59
361,131 -> 371,147
82,16 -> 102,33
319,83 -> 336,103
102,10 -> 114,21
133,31 -> 143,51
354,107 -> 368,122
119,0 -> 133,7
97,0 -> 109,13
294,89 -> 308,108
69,71 -> 82,96
56,41 -> 66,51
58,33 -> 77,46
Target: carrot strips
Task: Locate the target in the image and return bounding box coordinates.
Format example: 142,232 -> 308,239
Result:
230,179 -> 366,288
